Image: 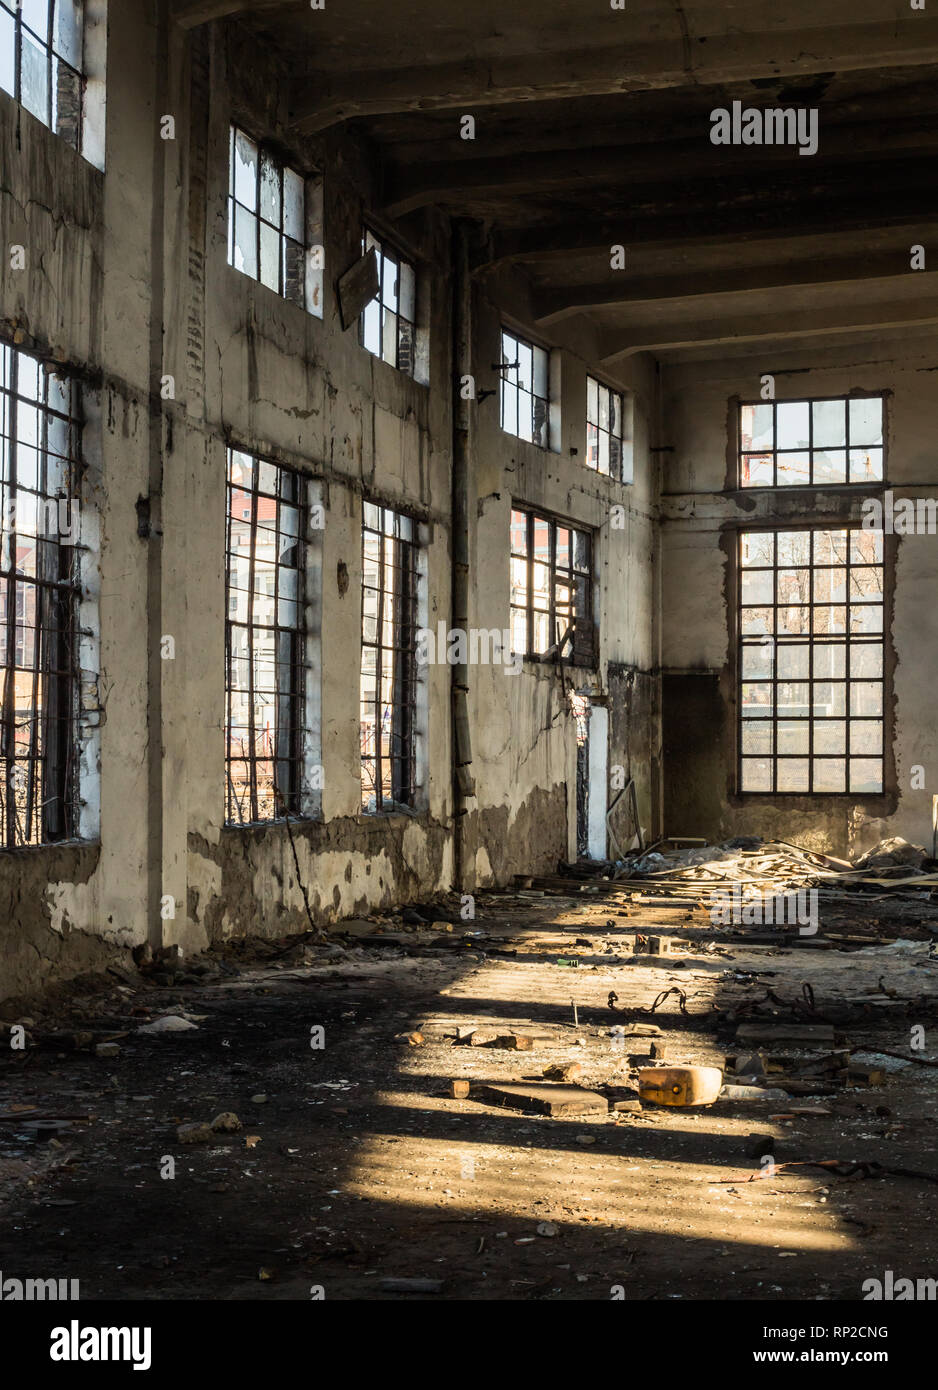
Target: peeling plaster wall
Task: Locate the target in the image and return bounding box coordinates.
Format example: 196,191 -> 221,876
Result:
0,0 -> 157,999
660,337 -> 938,858
176,25 -> 456,948
0,3 -> 663,995
464,277 -> 661,883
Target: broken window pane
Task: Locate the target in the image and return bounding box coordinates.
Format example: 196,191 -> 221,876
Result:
54,0 -> 82,64
234,130 -> 258,208
0,8 -> 14,95
52,56 -> 80,145
509,508 -> 593,661
20,30 -> 49,121
359,231 -> 417,377
228,127 -> 311,312
501,331 -> 550,449
259,150 -> 280,225
259,219 -> 280,291
283,238 -> 305,307
233,203 -> 257,278
282,167 -> 305,242
740,395 -> 886,488
583,374 -> 624,480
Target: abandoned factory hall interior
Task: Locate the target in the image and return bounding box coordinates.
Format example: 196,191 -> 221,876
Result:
4,0 -> 938,1324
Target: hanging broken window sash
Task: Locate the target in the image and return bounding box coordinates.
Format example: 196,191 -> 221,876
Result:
358,230 -> 417,377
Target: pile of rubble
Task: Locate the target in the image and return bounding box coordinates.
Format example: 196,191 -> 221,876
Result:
612,836 -> 938,903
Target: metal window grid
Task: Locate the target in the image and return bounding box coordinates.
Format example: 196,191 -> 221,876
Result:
360,501 -> 418,811
585,374 -> 624,479
738,394 -> 885,488
359,230 -> 416,376
0,0 -> 84,149
499,329 -> 549,449
225,448 -> 308,824
227,125 -> 306,307
509,507 -> 593,661
738,527 -> 885,795
0,342 -> 82,848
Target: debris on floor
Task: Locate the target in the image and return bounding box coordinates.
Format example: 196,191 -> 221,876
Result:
2,865 -> 938,1300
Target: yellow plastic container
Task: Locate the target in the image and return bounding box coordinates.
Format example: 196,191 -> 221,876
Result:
638,1065 -> 724,1107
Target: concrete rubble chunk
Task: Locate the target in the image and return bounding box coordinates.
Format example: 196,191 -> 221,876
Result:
210,1112 -> 242,1132
478,1082 -> 607,1117
138,1015 -> 199,1034
177,1122 -> 214,1144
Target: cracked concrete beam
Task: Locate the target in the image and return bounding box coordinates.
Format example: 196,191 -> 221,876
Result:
287,19 -> 938,132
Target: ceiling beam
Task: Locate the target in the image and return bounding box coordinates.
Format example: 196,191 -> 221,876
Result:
287,19 -> 938,132
383,119 -> 938,218
476,184 -> 938,270
598,295 -> 938,362
534,256 -> 938,326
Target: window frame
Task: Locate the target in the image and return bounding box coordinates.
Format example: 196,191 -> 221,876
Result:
227,124 -> 309,310
585,373 -> 625,480
224,447 -> 312,826
509,505 -> 595,664
0,341 -> 83,849
0,0 -> 85,151
499,329 -> 550,450
737,393 -> 886,489
358,229 -> 417,377
736,525 -> 886,797
360,500 -> 420,813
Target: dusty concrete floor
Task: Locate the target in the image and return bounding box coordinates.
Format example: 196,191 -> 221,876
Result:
2,883 -> 938,1301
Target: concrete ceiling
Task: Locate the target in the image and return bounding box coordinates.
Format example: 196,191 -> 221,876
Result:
176,0 -> 938,362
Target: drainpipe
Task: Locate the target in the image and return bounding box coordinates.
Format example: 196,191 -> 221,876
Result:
451,221 -> 475,891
